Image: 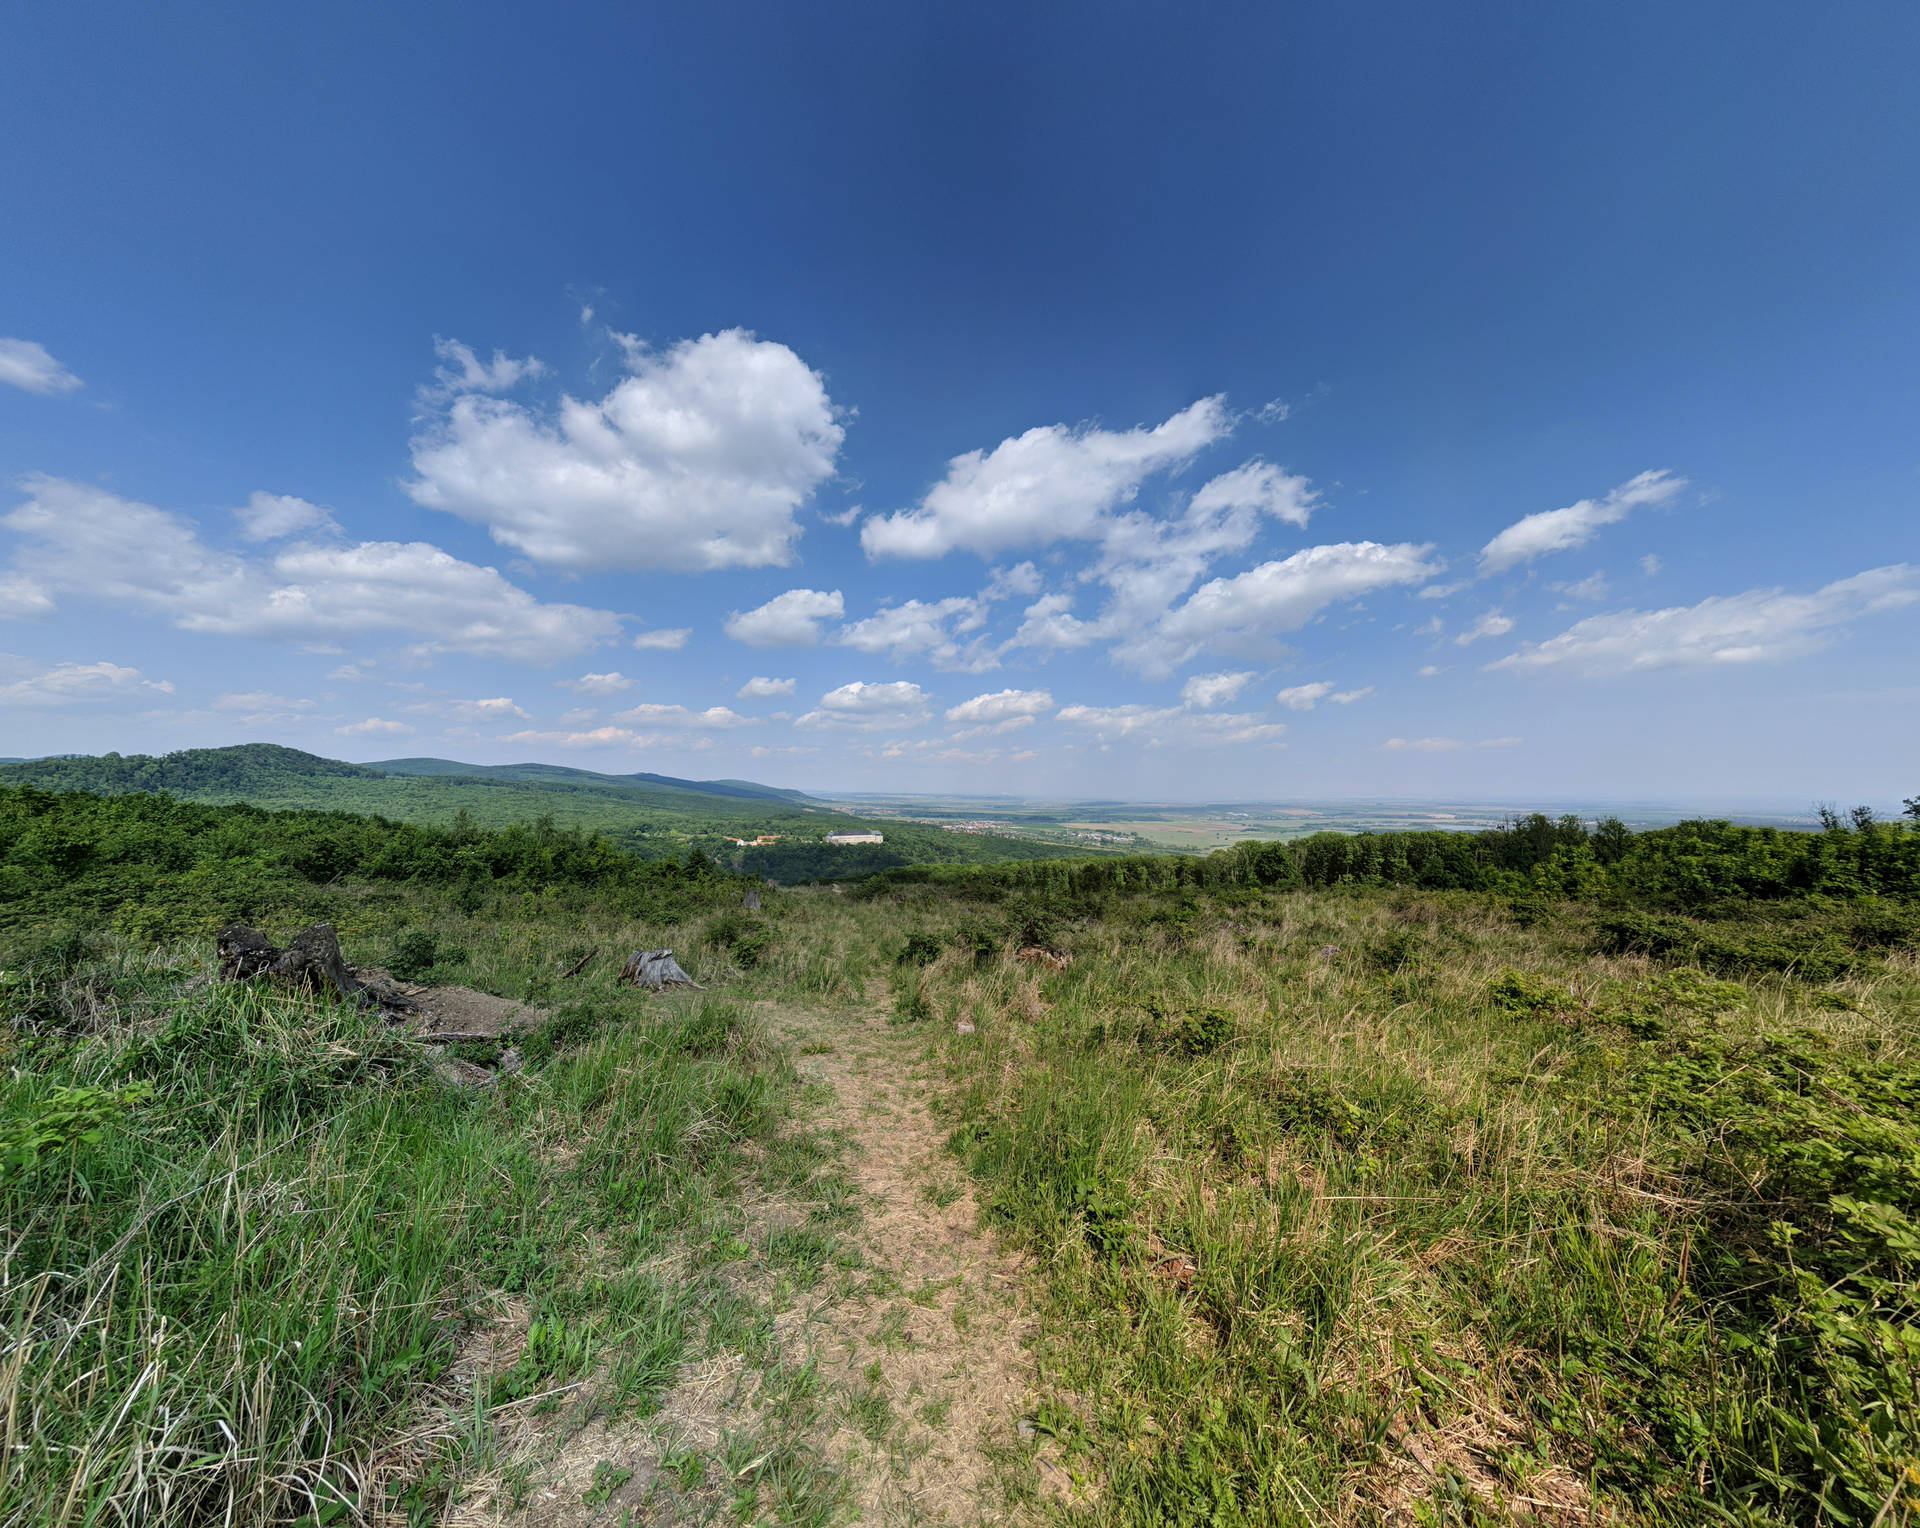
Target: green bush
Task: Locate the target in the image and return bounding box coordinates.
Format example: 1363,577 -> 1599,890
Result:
1486,967 -> 1573,1021
705,911 -> 773,969
1592,911 -> 1859,981
896,931 -> 943,967
1166,1006 -> 1234,1056
389,929 -> 440,981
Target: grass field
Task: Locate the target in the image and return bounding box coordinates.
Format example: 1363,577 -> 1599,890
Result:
845,882 -> 1920,1526
4,792 -> 1917,1525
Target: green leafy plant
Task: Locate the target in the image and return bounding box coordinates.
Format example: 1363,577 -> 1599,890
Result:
0,1081 -> 152,1180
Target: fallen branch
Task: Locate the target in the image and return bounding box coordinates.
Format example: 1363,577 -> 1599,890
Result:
559,948 -> 598,979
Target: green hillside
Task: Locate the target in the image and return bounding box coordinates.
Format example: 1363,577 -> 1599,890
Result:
0,744 -> 1092,879
368,756 -> 816,805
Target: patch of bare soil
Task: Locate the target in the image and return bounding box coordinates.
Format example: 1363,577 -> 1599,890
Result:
454,995 -> 1043,1528
356,969 -> 542,1039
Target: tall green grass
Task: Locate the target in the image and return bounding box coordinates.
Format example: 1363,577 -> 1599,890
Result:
1,950 -> 788,1525
816,882 -> 1920,1525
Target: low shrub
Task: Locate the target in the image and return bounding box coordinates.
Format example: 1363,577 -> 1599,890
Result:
388,929 -> 469,982
1592,910 -> 1859,981
896,931 -> 943,967
706,911 -> 774,970
1486,967 -> 1573,1021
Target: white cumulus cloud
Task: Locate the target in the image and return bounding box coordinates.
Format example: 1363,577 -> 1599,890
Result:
334,717 -> 415,738
725,588 -> 844,647
4,477 -> 622,663
1115,541 -> 1437,678
1275,681 -> 1334,711
796,680 -> 931,732
1479,470 -> 1686,574
945,688 -> 1054,724
612,702 -> 757,729
1181,671 -> 1256,709
861,397 -> 1230,559
1186,461 -> 1315,527
632,628 -> 691,651
0,338 -> 82,396
737,676 -> 796,698
451,697 -> 530,721
0,657 -> 173,707
558,672 -> 633,695
838,596 -> 997,672
1487,566 -> 1918,676
408,329 -> 844,572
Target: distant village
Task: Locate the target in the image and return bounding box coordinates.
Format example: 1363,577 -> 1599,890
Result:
936,820 -> 1135,845
723,830 -> 885,847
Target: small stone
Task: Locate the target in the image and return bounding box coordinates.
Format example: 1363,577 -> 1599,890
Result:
1016,1418 -> 1037,1441
955,1017 -> 977,1036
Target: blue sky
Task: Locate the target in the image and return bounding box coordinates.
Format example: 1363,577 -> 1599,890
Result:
3,1 -> 1916,804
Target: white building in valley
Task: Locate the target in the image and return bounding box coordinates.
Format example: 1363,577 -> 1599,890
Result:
824,831 -> 884,846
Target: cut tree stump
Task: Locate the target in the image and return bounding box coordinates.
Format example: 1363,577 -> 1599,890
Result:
216,922 -> 419,1017
618,948 -> 703,991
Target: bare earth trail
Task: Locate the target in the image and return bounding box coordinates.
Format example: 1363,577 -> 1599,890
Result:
464,992 -> 1050,1528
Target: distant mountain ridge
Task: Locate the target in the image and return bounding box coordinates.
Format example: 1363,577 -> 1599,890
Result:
0,741 -> 1092,875
0,743 -> 816,807
367,757 -> 816,805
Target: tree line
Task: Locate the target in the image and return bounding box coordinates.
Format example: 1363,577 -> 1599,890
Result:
866,808 -> 1920,909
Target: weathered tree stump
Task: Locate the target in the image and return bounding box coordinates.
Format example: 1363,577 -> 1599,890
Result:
618,948 -> 703,991
215,922 -> 419,1015
742,889 -> 761,912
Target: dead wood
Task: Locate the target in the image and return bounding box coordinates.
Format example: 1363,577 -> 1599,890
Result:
618,948 -> 703,991
558,948 -> 598,979
216,922 -> 420,1016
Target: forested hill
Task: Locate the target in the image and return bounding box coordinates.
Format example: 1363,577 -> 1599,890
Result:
0,745 -> 1096,877
0,745 -> 813,807
367,757 -> 816,806
0,744 -> 384,796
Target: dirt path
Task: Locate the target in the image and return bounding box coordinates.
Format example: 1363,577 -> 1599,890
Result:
772,998 -> 1039,1524
461,995 -> 1045,1528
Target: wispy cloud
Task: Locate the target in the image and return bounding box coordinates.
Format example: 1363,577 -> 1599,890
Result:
1489,566 -> 1917,675
1479,470 -> 1685,573
0,338 -> 83,396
